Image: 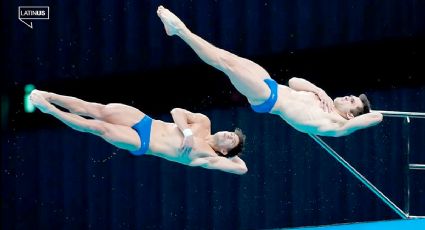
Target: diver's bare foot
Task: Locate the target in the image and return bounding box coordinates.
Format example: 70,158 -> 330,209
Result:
156,5 -> 187,36
32,89 -> 53,101
30,90 -> 54,113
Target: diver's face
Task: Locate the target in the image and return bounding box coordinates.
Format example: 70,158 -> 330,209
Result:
215,131 -> 240,155
334,95 -> 363,118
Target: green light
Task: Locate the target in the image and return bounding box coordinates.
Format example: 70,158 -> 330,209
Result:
24,84 -> 35,113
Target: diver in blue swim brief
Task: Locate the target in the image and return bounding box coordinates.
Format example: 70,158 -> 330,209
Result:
30,89 -> 248,175
159,5 -> 383,137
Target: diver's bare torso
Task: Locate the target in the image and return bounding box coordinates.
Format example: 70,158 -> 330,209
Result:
146,120 -> 215,165
271,85 -> 347,134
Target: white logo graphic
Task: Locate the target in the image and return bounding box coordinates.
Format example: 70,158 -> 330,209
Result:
18,6 -> 50,29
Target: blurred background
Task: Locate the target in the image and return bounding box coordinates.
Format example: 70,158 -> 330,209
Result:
1,0 -> 425,229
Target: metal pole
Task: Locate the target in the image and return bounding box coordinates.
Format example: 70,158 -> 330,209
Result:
308,134 -> 408,219
409,164 -> 425,170
373,110 -> 425,119
403,117 -> 411,216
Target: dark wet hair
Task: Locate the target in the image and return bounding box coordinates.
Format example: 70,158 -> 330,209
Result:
216,128 -> 246,158
351,93 -> 371,116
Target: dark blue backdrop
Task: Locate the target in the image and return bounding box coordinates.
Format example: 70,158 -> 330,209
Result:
1,0 -> 425,229
2,0 -> 424,85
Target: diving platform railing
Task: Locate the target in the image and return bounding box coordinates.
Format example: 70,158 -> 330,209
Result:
373,110 -> 425,119
309,110 -> 425,219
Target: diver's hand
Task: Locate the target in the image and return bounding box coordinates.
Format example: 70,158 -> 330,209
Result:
180,129 -> 194,154
180,135 -> 194,154
317,91 -> 334,113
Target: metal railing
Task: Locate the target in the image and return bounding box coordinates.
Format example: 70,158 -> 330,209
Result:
309,110 -> 425,219
373,110 -> 425,119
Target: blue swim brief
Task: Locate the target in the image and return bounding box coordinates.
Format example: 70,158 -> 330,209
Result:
129,115 -> 152,156
250,78 -> 278,113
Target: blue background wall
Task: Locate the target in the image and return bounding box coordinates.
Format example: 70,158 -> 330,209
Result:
1,0 -> 425,229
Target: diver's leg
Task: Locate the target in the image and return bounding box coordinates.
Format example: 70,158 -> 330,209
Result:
157,6 -> 272,105
30,91 -> 140,151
